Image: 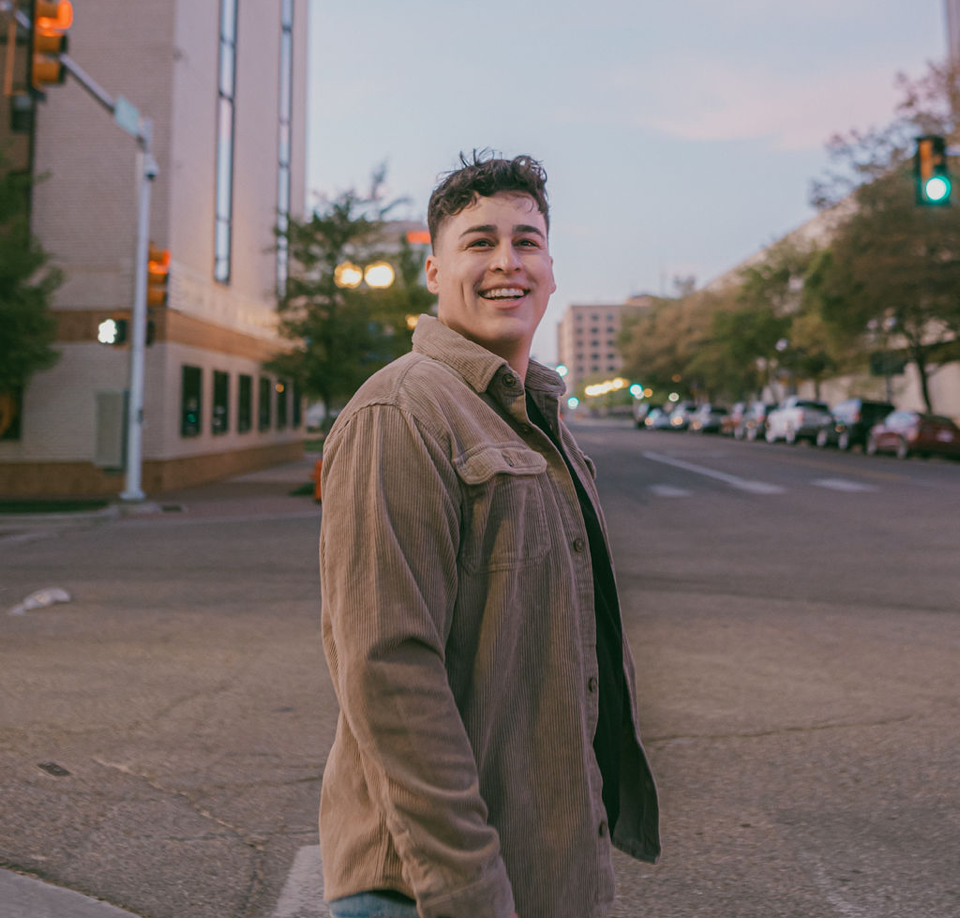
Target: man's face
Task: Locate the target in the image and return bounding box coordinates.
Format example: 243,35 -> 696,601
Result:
425,192 -> 556,370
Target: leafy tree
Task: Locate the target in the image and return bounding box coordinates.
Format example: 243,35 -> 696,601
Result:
267,170 -> 434,420
0,166 -> 62,399
808,61 -> 960,411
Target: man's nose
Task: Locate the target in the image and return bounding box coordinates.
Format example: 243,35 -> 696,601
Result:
491,242 -> 521,271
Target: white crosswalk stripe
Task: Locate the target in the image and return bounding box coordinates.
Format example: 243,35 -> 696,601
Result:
648,484 -> 693,498
811,478 -> 879,492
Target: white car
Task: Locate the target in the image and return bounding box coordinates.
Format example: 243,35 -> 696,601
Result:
765,397 -> 831,444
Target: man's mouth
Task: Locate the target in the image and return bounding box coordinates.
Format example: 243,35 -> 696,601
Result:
479,286 -> 528,301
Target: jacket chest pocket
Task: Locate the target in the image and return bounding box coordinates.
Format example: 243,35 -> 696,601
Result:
454,445 -> 551,573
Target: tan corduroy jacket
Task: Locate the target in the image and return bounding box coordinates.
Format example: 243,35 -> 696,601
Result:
319,317 -> 659,918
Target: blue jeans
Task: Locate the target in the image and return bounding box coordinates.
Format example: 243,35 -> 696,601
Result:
328,890 -> 419,918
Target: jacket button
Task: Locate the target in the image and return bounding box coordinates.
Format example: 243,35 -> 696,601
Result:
587,677 -> 598,693
503,374 -> 517,387
573,537 -> 585,552
599,821 -> 608,838
520,424 -> 532,434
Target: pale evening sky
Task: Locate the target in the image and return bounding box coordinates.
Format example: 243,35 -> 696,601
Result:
305,0 -> 947,364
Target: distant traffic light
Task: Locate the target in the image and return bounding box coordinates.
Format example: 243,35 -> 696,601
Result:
147,244 -> 170,307
97,318 -> 128,345
915,136 -> 951,206
29,1 -> 73,91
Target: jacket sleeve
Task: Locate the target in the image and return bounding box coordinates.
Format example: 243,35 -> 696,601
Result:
319,403 -> 516,918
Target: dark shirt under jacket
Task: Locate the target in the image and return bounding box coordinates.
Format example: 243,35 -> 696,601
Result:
525,392 -> 626,831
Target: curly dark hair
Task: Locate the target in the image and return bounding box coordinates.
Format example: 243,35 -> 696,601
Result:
427,150 -> 549,248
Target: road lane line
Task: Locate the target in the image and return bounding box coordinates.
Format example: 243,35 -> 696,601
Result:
273,845 -> 328,918
649,484 -> 693,498
812,478 -> 878,493
642,451 -> 786,494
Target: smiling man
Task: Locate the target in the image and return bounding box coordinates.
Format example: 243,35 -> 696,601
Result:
319,152 -> 660,918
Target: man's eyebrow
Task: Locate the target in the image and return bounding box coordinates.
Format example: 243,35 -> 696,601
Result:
459,223 -> 546,238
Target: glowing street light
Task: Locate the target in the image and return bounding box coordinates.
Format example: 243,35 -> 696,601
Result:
364,261 -> 395,289
334,262 -> 363,288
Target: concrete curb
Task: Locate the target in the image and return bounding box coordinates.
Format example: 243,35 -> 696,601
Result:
0,870 -> 144,918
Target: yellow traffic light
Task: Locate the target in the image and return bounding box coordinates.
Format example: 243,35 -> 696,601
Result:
147,244 -> 170,307
30,1 -> 73,90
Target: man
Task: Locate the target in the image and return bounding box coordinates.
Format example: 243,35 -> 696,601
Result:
319,152 -> 659,918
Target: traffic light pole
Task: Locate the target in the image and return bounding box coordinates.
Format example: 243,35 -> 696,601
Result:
12,0 -> 158,500
57,54 -> 157,501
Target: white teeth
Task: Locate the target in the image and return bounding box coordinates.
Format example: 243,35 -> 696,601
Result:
481,287 -> 526,299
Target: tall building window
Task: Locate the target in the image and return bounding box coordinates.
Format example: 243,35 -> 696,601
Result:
181,366 -> 202,438
215,0 -> 238,283
276,0 -> 294,294
212,370 -> 229,435
258,376 -> 272,431
292,381 -> 302,428
238,374 -> 252,433
276,380 -> 288,429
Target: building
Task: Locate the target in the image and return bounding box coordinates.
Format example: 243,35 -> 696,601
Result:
0,0 -> 309,497
556,297 -> 655,397
947,0 -> 960,62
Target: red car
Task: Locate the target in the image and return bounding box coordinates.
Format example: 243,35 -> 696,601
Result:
865,410 -> 960,460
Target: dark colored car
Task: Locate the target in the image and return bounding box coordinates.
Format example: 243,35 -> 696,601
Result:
865,410 -> 960,460
689,403 -> 728,434
736,401 -> 778,441
815,398 -> 895,451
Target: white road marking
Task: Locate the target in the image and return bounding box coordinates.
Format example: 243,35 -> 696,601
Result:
642,452 -> 786,494
812,478 -> 878,493
648,484 -> 693,498
273,845 -> 328,918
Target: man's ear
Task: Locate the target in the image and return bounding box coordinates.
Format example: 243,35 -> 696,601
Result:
425,253 -> 441,295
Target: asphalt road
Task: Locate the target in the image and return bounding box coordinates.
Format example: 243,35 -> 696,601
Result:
2,424 -> 958,918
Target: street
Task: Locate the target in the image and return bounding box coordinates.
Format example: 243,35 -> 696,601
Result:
2,423 -> 959,918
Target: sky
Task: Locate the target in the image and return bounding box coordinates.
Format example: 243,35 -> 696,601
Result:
305,0 -> 948,364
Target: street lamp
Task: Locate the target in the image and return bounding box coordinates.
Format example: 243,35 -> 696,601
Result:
334,260 -> 395,290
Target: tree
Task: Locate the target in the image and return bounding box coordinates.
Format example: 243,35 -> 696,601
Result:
809,61 -> 960,411
0,166 -> 62,414
267,170 -> 434,420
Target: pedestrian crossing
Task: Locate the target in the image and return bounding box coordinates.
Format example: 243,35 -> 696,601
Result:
644,477 -> 880,498
640,451 -> 882,498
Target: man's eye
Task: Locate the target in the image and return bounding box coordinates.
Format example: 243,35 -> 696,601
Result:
467,238 -> 493,248
517,238 -> 540,247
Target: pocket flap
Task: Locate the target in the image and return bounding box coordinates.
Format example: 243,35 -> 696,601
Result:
455,445 -> 547,485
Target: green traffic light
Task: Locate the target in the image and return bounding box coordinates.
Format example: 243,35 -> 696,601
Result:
925,176 -> 951,203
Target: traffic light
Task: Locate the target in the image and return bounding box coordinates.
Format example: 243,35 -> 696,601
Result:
915,136 -> 951,206
97,318 -> 128,345
147,244 -> 170,307
29,1 -> 73,91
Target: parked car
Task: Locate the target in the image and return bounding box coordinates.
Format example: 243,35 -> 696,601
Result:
815,398 -> 895,450
736,401 -> 778,441
722,402 -> 746,437
632,402 -> 651,429
643,407 -> 673,430
765,396 -> 832,444
865,411 -> 960,460
689,403 -> 729,434
667,401 -> 698,431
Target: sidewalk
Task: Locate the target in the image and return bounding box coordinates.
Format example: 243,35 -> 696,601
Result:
0,456 -> 321,539
0,870 -> 144,918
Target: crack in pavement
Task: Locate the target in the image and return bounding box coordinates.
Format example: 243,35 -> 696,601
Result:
91,757 -> 267,918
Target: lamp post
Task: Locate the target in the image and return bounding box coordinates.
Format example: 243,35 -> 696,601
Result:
334,260 -> 395,290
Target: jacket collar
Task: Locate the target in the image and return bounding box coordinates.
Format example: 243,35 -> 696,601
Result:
412,315 -> 565,400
